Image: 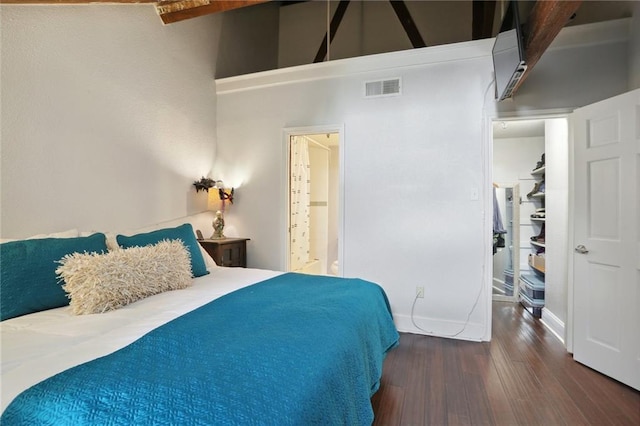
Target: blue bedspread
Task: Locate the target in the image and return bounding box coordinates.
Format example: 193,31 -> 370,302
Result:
2,273 -> 399,425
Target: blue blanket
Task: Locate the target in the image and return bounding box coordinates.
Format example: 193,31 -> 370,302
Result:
2,273 -> 399,425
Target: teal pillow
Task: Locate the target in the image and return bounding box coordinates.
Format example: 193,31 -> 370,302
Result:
0,233 -> 108,321
116,223 -> 208,278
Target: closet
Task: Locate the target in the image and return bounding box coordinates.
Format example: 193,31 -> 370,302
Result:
519,155 -> 546,317
492,118 -> 569,328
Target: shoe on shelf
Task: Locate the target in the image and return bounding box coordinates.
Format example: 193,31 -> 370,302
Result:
532,153 -> 545,171
531,224 -> 545,242
527,182 -> 541,198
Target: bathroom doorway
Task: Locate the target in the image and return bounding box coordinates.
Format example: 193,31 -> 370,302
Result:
286,130 -> 341,276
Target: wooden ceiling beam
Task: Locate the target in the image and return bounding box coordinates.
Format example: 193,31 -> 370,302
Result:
0,0 -> 270,24
514,0 -> 582,93
155,0 -> 270,24
472,0 -> 496,40
0,0 -> 155,3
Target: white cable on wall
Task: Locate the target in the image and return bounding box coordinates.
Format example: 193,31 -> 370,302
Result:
410,78 -> 496,341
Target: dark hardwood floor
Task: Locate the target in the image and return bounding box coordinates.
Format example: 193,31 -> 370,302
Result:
371,301 -> 640,425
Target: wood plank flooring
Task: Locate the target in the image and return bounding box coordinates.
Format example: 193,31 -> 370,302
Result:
371,301 -> 640,425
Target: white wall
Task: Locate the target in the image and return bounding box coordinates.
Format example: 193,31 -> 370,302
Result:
543,118 -> 569,340
0,5 -> 221,238
217,41 -> 497,341
327,145 -> 339,273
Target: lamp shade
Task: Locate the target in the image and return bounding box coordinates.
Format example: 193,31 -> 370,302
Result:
207,190 -> 223,212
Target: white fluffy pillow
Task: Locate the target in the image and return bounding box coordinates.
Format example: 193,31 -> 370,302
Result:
57,240 -> 192,315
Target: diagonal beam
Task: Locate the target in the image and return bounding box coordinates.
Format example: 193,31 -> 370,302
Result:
313,0 -> 350,63
513,0 -> 582,93
389,0 -> 426,48
472,0 -> 496,40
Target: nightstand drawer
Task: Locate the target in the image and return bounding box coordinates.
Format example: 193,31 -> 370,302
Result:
198,238 -> 249,268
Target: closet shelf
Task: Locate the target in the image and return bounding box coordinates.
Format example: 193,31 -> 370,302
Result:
530,241 -> 546,248
530,192 -> 545,199
530,264 -> 545,274
531,165 -> 546,175
531,217 -> 546,222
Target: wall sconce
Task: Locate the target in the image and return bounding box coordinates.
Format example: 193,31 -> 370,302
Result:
219,187 -> 234,204
193,177 -> 234,203
212,180 -> 234,204
193,177 -> 216,193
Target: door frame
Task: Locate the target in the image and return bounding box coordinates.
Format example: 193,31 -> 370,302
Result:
282,124 -> 345,274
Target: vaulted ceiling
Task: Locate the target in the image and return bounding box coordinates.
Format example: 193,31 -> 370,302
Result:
3,1 -> 633,97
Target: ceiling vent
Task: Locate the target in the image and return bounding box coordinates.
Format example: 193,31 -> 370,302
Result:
364,78 -> 401,98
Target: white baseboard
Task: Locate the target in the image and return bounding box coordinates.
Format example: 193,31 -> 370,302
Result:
541,308 -> 565,345
394,314 -> 486,342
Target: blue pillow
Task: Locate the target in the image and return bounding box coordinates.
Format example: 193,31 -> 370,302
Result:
0,233 -> 108,321
116,223 -> 208,278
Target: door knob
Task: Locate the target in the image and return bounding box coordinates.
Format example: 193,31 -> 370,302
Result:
574,245 -> 589,254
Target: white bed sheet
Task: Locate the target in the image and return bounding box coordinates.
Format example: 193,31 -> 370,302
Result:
0,267 -> 282,412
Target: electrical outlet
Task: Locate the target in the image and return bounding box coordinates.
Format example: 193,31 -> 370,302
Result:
416,286 -> 424,298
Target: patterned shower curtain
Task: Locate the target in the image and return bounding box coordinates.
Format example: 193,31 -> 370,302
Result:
290,136 -> 311,271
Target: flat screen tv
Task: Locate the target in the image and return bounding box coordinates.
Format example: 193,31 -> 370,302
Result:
492,0 -> 527,101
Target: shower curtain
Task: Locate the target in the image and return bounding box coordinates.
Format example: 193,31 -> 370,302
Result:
290,136 -> 311,271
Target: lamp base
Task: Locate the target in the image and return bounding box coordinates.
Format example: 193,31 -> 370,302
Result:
211,210 -> 225,240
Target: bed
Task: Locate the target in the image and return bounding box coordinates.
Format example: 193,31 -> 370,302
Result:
0,226 -> 399,425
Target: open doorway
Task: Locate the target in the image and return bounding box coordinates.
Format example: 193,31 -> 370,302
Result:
286,131 -> 341,276
491,116 -> 569,337
492,119 -> 546,308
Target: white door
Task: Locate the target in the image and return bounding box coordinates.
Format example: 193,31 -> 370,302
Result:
571,89 -> 639,390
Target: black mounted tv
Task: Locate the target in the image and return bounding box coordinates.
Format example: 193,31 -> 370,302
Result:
492,0 -> 527,101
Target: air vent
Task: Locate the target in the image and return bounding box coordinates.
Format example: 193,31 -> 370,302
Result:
364,78 -> 401,98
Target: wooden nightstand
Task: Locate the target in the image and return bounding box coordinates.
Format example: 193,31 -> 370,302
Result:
198,238 -> 250,268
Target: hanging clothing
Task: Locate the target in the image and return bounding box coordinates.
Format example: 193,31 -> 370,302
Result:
493,187 -> 507,254
493,187 -> 507,235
